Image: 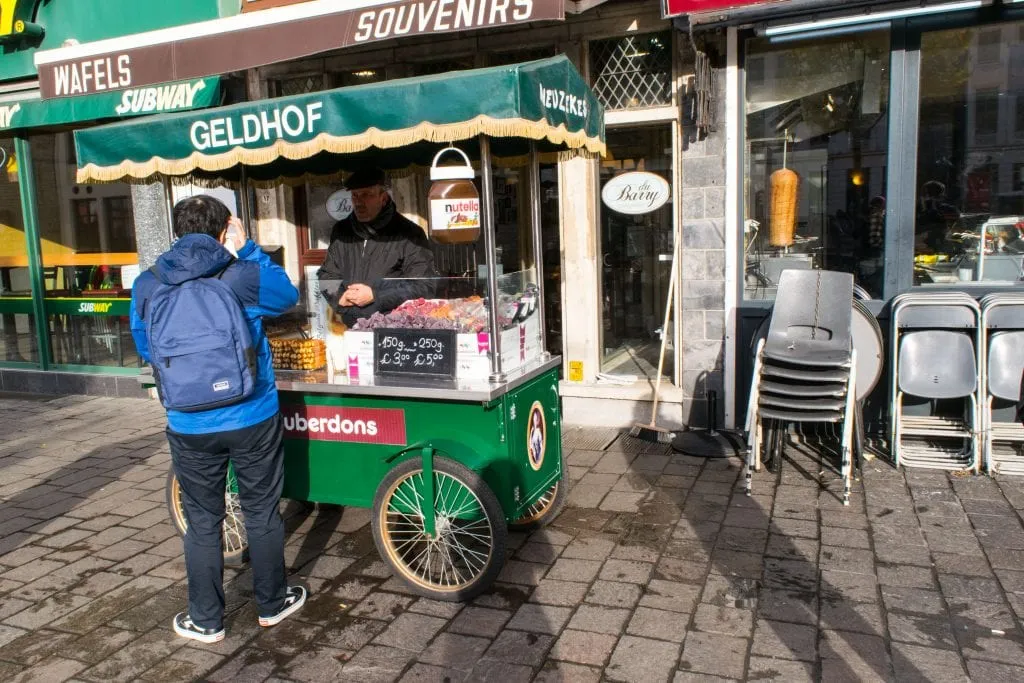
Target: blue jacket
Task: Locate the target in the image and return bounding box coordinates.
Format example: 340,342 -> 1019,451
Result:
131,234 -> 299,434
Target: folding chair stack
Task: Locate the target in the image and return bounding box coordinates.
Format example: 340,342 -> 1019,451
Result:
745,270 -> 858,505
980,292 -> 1024,475
890,292 -> 981,471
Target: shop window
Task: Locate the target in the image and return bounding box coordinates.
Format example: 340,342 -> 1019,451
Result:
410,58 -> 475,77
743,31 -> 891,300
977,29 -> 1002,65
974,88 -> 1000,138
489,46 -> 557,67
599,125 -> 675,380
915,24 -> 1024,285
270,74 -> 326,97
30,132 -> 140,368
747,56 -> 765,87
589,32 -> 672,110
0,137 -> 39,364
333,68 -> 384,87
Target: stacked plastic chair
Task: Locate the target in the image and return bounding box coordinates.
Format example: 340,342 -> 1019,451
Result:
890,292 -> 981,471
980,292 -> 1024,474
745,270 -> 858,505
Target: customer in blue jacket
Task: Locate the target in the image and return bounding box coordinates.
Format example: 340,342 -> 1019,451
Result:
130,195 -> 303,644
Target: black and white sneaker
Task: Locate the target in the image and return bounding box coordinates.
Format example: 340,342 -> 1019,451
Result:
258,585 -> 307,627
172,613 -> 225,644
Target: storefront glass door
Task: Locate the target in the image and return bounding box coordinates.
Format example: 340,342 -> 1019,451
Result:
599,125 -> 675,379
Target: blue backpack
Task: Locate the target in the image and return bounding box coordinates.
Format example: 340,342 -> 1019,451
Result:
144,262 -> 257,413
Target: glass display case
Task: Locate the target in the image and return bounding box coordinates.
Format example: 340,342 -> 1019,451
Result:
267,268 -> 544,385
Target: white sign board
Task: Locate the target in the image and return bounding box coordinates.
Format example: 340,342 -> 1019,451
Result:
120,264 -> 141,290
326,188 -> 353,221
304,265 -> 327,342
601,172 -> 671,215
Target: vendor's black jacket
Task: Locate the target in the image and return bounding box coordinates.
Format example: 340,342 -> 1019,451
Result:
318,203 -> 437,327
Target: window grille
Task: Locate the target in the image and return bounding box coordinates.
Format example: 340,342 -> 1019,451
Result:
271,75 -> 325,97
589,32 -> 672,110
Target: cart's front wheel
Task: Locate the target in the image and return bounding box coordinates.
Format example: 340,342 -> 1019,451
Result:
509,467 -> 568,531
372,457 -> 506,601
166,470 -> 249,567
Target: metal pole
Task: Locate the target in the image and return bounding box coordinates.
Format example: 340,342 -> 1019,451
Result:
162,178 -> 176,244
239,166 -> 252,236
15,136 -> 51,370
528,143 -> 549,361
479,135 -> 504,382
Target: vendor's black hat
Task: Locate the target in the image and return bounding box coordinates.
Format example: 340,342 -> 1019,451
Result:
344,166 -> 389,190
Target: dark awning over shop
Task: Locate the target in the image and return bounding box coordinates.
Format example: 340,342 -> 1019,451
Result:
35,0 -> 565,100
73,56 -> 605,185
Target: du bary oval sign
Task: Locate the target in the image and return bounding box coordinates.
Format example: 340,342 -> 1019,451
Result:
601,172 -> 671,215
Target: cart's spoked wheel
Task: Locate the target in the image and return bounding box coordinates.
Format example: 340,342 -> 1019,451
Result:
372,457 -> 506,601
509,467 -> 568,531
165,470 -> 249,567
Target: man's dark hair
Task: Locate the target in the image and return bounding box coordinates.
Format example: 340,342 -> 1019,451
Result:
173,195 -> 231,239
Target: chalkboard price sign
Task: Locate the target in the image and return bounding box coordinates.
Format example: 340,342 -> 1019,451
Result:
373,328 -> 457,379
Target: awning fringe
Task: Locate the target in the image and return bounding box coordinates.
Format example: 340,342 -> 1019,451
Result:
77,115 -> 605,184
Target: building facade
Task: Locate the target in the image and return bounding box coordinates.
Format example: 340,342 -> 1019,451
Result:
0,0 -> 235,396
10,0 -> 1020,435
671,0 -> 1024,429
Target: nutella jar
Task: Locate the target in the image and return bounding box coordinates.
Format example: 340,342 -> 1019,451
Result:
428,147 -> 481,245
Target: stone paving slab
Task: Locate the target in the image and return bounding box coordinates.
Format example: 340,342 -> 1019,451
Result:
2,395 -> 1024,681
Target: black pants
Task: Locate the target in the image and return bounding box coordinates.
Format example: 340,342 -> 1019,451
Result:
168,414 -> 287,630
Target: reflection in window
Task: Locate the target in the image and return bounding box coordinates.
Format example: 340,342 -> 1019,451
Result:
31,132 -> 140,367
915,24 -> 1024,285
0,137 -> 38,363
743,32 -> 890,300
974,88 -> 1000,137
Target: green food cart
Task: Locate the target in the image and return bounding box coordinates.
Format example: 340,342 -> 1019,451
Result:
73,56 -> 605,601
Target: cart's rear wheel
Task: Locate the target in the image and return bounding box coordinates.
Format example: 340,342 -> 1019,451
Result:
509,466 -> 567,531
372,457 -> 506,602
165,470 -> 249,567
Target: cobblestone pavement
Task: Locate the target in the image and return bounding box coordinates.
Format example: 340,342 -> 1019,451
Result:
2,394 -> 1024,682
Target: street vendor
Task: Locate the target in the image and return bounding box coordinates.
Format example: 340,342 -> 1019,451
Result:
318,166 -> 437,327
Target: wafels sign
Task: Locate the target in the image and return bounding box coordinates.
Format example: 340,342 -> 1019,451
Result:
282,405 -> 408,445
36,0 -> 564,100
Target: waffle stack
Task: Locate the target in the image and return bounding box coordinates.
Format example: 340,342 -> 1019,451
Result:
270,338 -> 327,371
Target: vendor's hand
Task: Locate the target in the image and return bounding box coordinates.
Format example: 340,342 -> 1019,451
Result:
224,216 -> 247,251
344,284 -> 374,307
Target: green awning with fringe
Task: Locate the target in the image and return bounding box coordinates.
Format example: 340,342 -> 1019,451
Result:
74,56 -> 604,185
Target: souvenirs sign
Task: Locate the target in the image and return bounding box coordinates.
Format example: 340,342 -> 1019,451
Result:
36,0 -> 565,99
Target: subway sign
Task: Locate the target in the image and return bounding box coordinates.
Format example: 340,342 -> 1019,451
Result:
0,0 -> 44,44
45,298 -> 130,317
